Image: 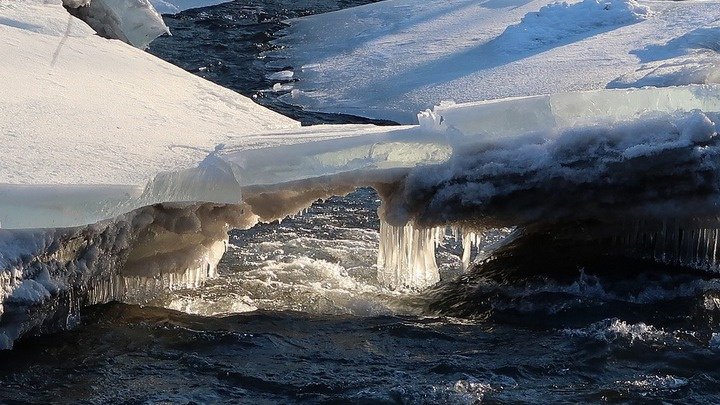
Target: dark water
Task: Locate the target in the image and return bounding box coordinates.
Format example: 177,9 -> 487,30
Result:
3,188 -> 720,403
3,1 -> 720,404
148,0 -> 396,126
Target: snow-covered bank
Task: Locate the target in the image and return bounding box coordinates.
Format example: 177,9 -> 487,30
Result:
271,0 -> 720,123
1,0 -> 309,229
1,0 -> 297,187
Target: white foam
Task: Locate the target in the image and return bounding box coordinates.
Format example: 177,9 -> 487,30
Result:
564,318 -> 670,344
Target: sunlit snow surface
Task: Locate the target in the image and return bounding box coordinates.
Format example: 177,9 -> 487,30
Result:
272,0 -> 720,123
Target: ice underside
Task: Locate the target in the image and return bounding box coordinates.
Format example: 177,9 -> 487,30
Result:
5,0 -> 720,348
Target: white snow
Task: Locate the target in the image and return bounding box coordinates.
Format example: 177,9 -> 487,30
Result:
0,0 -> 307,227
0,1 -> 297,186
272,0 -> 720,123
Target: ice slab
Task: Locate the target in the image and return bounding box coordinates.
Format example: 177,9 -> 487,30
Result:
64,0 -> 169,49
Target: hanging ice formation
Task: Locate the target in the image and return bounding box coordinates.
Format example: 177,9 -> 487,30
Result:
376,219 -> 509,290
0,202 -> 257,349
611,219 -> 720,273
377,221 -> 444,290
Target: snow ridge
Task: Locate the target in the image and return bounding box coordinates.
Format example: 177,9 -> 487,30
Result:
497,0 -> 649,54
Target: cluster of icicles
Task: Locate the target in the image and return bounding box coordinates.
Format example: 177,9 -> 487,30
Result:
613,219 -> 720,273
377,220 -> 501,290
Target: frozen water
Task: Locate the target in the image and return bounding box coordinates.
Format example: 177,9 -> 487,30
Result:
6,0 -> 720,350
377,221 -> 442,290
0,202 -> 256,349
272,0 -> 720,123
64,0 -> 169,49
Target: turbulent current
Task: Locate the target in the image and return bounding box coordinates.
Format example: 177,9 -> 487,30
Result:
4,1 -> 720,403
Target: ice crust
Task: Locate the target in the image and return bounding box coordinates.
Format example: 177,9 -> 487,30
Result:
4,84 -> 720,305
0,202 -> 257,349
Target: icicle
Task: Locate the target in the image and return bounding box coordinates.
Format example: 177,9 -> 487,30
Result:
461,232 -> 473,272
459,231 -> 483,272
613,219 -> 720,273
450,226 -> 461,243
377,220 -> 441,290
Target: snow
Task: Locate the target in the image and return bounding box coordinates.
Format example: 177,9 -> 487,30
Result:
0,1 -> 298,186
0,0 -> 299,227
272,0 -> 720,123
609,25 -> 720,88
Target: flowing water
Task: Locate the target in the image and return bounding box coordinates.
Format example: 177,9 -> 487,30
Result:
3,1 -> 720,403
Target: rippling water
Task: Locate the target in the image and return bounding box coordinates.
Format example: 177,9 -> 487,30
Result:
4,1 -> 720,403
148,0 -> 394,125
4,188 -> 720,403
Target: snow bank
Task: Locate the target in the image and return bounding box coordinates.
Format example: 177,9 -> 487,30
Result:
271,0 -> 720,123
497,0 -> 649,53
0,0 -> 306,228
609,25 -> 720,88
1,0 -> 298,184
